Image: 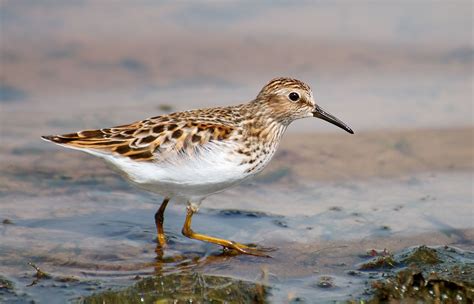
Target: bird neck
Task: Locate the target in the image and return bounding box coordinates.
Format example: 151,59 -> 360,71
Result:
240,100 -> 288,143
247,95 -> 295,125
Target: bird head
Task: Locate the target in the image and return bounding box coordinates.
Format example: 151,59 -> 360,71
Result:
256,77 -> 354,134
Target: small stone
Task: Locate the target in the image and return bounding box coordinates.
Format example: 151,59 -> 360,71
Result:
316,276 -> 335,288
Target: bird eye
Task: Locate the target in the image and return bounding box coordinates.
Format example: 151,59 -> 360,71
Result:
288,92 -> 300,101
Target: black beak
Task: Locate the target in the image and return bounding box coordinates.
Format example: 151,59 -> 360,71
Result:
312,105 -> 354,134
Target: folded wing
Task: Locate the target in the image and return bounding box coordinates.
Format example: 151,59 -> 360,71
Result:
42,115 -> 236,162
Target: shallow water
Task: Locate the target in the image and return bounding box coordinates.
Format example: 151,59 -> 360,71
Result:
1,1 -> 473,303
1,130 -> 473,302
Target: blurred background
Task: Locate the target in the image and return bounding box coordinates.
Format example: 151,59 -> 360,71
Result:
1,1 -> 472,134
0,1 -> 472,303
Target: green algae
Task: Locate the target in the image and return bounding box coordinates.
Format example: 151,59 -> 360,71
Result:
0,275 -> 14,292
78,272 -> 268,304
358,255 -> 397,270
0,275 -> 16,303
358,249 -> 397,270
368,268 -> 473,303
401,245 -> 441,265
357,246 -> 474,303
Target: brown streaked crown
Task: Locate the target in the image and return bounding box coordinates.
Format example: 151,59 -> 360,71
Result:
256,77 -> 312,99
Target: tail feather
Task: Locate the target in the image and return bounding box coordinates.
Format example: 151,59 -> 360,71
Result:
41,122 -> 162,162
41,134 -> 80,144
41,129 -> 135,152
41,132 -> 113,146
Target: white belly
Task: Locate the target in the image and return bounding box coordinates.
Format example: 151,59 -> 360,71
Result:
92,141 -> 257,200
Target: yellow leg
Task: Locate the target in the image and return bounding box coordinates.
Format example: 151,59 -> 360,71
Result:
181,204 -> 273,257
155,197 -> 170,248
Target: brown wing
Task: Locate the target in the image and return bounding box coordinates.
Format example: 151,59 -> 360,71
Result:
42,115 -> 237,161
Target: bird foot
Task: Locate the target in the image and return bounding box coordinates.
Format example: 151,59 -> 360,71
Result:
223,242 -> 276,257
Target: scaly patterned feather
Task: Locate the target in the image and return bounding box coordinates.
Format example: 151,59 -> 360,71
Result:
42,107 -> 240,162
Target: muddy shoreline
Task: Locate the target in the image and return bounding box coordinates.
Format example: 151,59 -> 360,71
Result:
1,127 -> 472,302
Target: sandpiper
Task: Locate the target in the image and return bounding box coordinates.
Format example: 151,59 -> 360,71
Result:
42,77 -> 354,257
